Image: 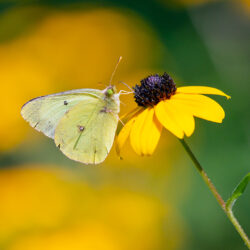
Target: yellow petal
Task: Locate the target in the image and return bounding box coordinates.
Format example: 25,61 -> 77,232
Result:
177,86 -> 231,99
155,101 -> 184,139
130,108 -> 162,155
171,93 -> 225,123
141,108 -> 162,155
165,99 -> 195,137
116,116 -> 136,157
129,108 -> 149,155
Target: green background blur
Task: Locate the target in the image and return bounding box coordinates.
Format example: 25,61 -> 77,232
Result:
0,0 -> 249,249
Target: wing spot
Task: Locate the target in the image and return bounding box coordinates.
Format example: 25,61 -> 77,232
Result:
64,100 -> 68,105
34,122 -> 39,128
77,125 -> 85,132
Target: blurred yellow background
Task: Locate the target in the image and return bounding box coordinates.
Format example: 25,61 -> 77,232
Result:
0,166 -> 183,250
0,0 -> 249,249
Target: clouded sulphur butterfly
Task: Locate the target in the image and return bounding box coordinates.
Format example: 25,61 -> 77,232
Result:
21,58 -> 122,164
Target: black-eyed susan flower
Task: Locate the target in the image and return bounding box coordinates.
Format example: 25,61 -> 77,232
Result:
117,73 -> 230,156
116,73 -> 250,247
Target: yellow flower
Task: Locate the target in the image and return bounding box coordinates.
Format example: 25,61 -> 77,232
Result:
117,73 -> 230,156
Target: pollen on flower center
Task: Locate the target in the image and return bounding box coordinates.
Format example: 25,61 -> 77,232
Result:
133,73 -> 176,107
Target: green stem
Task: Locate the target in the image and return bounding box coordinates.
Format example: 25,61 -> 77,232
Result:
179,139 -> 250,249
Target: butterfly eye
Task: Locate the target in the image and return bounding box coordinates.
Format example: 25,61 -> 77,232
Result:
107,88 -> 114,96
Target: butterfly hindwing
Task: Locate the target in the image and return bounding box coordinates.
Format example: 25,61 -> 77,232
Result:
54,95 -> 119,164
21,89 -> 102,139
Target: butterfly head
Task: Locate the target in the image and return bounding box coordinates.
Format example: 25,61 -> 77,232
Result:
105,85 -> 117,97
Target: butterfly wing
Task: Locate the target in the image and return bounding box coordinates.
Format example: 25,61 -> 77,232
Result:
54,95 -> 119,164
21,89 -> 102,139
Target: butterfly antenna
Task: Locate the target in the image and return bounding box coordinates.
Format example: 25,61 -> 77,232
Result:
109,56 -> 122,86
119,81 -> 133,91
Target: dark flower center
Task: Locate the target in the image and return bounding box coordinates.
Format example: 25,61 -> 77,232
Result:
133,73 -> 176,107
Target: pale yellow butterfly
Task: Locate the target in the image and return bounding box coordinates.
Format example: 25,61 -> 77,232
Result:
21,57 -> 124,164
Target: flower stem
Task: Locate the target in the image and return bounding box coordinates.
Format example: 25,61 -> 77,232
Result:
179,139 -> 250,249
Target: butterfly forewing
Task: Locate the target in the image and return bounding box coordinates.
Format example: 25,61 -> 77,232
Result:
21,89 -> 102,139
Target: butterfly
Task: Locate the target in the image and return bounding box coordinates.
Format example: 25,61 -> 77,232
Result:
21,58 -> 123,164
